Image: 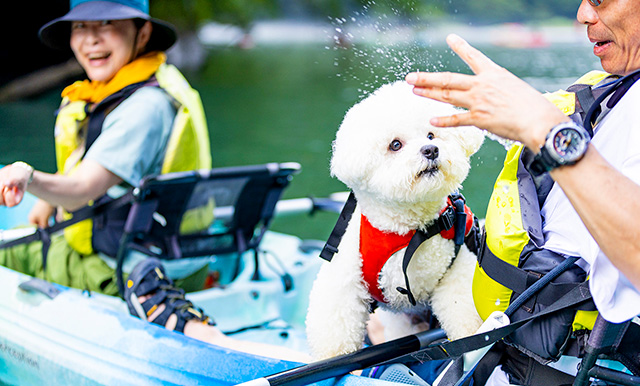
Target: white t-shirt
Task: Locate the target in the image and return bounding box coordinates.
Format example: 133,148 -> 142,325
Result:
542,80 -> 640,323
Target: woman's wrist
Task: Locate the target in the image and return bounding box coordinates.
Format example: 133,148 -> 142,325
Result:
12,161 -> 34,185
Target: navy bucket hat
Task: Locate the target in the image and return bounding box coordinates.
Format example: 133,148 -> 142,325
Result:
39,0 -> 177,52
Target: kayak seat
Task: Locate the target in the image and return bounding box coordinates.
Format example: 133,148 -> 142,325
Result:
124,256 -> 214,333
114,162 -> 301,295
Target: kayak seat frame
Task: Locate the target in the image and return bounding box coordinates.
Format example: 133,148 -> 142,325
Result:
572,314 -> 640,386
114,162 -> 301,296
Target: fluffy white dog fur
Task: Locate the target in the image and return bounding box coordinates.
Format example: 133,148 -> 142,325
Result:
306,81 -> 485,359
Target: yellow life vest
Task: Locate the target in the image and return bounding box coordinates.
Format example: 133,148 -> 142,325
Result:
473,71 -> 614,361
54,63 -> 212,255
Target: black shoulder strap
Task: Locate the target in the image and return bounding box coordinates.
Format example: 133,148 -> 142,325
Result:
575,87 -> 596,122
584,69 -> 640,134
319,191 -> 357,262
84,79 -> 158,157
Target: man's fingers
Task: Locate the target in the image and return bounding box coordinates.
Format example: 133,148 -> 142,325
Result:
430,111 -> 477,128
405,71 -> 474,92
411,86 -> 471,109
446,34 -> 499,74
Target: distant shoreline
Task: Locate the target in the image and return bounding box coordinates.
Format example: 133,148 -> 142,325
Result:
198,19 -> 589,48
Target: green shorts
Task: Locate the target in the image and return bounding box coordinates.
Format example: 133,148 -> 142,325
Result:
0,234 -> 207,296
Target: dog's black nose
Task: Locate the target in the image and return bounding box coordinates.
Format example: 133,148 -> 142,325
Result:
421,144 -> 439,160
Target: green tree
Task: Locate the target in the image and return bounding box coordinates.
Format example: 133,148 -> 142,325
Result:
151,0 -> 279,31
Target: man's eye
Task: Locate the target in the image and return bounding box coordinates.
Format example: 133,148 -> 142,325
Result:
428,132 -> 435,140
72,22 -> 85,29
389,140 -> 403,151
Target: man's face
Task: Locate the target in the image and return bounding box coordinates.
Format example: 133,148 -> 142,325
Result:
578,0 -> 640,75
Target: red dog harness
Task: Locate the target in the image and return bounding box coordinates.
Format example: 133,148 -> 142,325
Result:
359,196 -> 475,303
360,215 -> 414,303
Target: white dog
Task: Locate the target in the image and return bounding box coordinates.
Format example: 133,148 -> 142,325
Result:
306,81 -> 485,359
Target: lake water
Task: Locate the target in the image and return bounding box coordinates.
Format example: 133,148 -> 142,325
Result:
0,36 -> 600,241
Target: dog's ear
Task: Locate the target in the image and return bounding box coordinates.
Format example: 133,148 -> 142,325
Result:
456,126 -> 485,157
330,137 -> 370,188
329,98 -> 380,188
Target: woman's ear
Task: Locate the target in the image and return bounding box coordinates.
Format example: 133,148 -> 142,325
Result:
136,21 -> 153,53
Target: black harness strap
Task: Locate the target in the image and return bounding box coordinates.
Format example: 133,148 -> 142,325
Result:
397,194 -> 473,306
449,192 -> 470,256
319,191 -> 357,262
396,205 -> 456,306
396,229 -> 432,306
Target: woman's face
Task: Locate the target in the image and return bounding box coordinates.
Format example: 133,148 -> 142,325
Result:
70,19 -> 150,82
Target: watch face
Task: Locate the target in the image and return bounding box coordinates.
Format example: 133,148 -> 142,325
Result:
550,126 -> 587,162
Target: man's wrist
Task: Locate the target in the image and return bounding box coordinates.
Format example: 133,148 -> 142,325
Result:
528,117 -> 572,154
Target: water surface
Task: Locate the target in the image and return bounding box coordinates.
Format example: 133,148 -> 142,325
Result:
0,41 -> 599,240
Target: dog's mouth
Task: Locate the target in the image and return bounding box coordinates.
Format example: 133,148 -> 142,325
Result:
417,163 -> 440,178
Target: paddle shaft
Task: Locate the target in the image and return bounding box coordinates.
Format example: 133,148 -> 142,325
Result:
0,191 -> 134,248
239,329 -> 447,386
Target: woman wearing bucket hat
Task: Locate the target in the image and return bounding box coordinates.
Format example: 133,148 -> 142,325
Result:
0,0 -> 309,362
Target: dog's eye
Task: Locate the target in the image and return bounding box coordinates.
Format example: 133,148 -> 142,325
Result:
389,140 -> 403,151
427,132 -> 435,140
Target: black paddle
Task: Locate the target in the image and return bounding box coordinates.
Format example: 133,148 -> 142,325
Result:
238,281 -> 592,386
237,328 -> 448,386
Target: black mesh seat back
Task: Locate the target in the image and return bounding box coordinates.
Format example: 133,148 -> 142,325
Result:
129,163 -> 300,259
233,173 -> 286,248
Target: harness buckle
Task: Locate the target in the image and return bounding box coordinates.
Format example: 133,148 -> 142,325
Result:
439,207 -> 456,231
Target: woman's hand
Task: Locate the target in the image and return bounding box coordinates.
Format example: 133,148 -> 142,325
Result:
28,199 -> 55,228
0,163 -> 32,207
405,34 -> 568,151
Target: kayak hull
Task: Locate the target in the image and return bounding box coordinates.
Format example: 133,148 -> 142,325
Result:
0,232 -> 393,386
0,192 -> 397,385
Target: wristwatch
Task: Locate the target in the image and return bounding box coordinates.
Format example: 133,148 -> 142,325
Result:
530,121 -> 590,176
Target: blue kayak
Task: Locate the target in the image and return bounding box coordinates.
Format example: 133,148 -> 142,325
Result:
0,193 -> 393,386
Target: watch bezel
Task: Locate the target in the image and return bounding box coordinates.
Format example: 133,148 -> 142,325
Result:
543,121 -> 590,165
